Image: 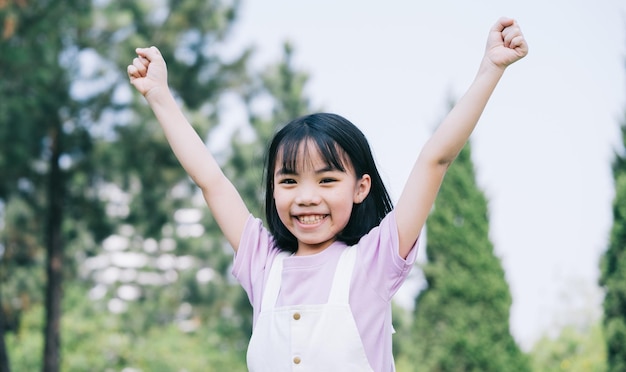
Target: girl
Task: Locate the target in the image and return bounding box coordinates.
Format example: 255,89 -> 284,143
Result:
127,17 -> 528,372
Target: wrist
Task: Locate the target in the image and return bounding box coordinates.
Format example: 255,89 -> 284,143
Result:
144,85 -> 173,105
477,57 -> 506,78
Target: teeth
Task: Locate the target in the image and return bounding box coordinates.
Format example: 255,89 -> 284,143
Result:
298,215 -> 325,224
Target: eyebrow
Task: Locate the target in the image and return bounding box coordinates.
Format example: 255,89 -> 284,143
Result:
275,165 -> 338,176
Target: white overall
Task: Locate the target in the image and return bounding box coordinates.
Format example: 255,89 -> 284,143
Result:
246,245 -> 374,371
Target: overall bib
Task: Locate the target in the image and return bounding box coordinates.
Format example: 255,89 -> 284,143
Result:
246,245 -> 374,371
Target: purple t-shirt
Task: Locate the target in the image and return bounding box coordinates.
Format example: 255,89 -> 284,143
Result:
232,210 -> 418,371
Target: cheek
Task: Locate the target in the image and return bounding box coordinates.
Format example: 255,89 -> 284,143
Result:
330,191 -> 356,218
272,190 -> 289,214
273,200 -> 295,230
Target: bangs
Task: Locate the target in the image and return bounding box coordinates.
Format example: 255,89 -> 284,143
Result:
275,132 -> 348,174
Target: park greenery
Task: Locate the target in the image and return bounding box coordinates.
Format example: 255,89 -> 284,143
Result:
0,1 -> 623,371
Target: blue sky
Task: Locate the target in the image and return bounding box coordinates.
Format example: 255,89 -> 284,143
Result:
224,0 -> 626,350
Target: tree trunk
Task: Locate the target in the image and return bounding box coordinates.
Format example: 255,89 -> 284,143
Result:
0,287 -> 10,372
42,125 -> 64,372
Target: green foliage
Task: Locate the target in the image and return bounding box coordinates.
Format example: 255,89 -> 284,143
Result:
391,302 -> 416,371
8,284 -> 247,371
530,323 -> 606,372
600,104 -> 626,371
412,142 -> 530,371
5,302 -> 44,371
0,3 -> 110,368
0,196 -> 46,329
1,0 -> 271,369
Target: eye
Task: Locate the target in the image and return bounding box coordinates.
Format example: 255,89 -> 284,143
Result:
320,178 -> 337,184
278,178 -> 296,185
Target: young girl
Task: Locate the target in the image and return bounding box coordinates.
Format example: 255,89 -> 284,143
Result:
127,17 -> 528,372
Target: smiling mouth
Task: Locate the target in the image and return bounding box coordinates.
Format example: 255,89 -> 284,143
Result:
297,215 -> 327,225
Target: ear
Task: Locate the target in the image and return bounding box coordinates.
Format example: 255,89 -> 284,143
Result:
353,174 -> 372,204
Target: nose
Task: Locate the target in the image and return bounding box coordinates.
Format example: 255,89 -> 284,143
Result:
294,183 -> 321,206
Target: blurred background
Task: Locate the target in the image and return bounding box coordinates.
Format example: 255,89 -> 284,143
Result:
1,0 -> 625,371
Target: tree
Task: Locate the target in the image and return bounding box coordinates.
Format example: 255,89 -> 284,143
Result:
530,322 -> 606,372
412,120 -> 529,371
0,1 -> 105,370
0,0 -> 249,370
600,92 -> 626,371
0,286 -> 7,372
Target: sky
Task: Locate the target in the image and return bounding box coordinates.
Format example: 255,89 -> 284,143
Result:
222,0 -> 626,350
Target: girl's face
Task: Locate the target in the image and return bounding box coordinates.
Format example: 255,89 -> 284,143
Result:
273,141 -> 371,255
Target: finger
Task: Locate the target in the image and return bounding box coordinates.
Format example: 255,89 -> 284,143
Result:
135,45 -> 162,62
502,26 -> 522,48
137,55 -> 150,67
492,16 -> 515,33
510,35 -> 529,55
502,31 -> 515,48
132,57 -> 148,76
127,65 -> 140,79
509,35 -> 523,48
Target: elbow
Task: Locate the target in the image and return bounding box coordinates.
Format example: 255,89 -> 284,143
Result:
437,156 -> 455,168
419,150 -> 455,170
419,141 -> 459,168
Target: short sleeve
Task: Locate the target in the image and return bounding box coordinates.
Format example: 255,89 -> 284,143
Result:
355,210 -> 419,299
232,215 -> 280,306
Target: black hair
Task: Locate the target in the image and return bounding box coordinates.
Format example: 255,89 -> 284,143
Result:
265,113 -> 393,253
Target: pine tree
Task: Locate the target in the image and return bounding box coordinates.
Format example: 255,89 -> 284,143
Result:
412,136 -> 529,371
600,104 -> 626,371
0,2 -> 101,370
0,0 -> 249,370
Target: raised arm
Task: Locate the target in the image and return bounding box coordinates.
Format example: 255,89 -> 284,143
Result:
395,17 -> 528,258
127,46 -> 250,252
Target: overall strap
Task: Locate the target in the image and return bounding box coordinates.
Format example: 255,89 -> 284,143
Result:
327,245 -> 358,305
259,252 -> 289,311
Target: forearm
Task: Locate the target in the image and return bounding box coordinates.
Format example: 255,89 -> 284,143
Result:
395,60 -> 506,255
421,59 -> 505,165
128,46 -> 250,251
394,17 -> 527,258
144,87 -> 222,190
